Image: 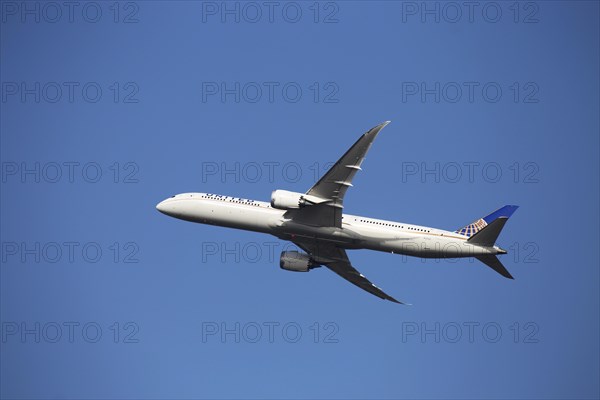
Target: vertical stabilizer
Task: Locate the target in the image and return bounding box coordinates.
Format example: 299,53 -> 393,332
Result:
457,205 -> 519,237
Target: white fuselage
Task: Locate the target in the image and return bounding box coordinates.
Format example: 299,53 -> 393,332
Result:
156,193 -> 504,258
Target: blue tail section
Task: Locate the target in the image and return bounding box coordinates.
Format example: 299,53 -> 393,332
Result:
456,205 -> 519,237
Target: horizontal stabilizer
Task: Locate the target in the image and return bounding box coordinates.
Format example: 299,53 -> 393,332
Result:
476,255 -> 514,279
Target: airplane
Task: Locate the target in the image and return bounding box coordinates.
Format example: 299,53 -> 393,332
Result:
156,121 -> 518,304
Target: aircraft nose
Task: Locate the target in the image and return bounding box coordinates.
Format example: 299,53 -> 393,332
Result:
156,199 -> 170,215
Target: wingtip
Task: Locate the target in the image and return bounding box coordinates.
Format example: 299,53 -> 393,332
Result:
368,121 -> 391,135
388,297 -> 410,305
364,122 -> 391,139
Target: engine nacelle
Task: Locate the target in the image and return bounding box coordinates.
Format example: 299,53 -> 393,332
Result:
279,251 -> 317,272
270,190 -> 305,210
271,190 -> 328,210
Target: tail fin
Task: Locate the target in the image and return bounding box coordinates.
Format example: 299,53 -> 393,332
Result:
456,205 -> 519,238
464,205 -> 519,279
476,255 -> 514,279
467,217 -> 510,247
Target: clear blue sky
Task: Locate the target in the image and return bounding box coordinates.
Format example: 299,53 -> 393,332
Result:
1,1 -> 598,398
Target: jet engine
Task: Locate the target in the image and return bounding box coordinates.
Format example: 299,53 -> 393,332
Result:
279,251 -> 318,272
271,190 -> 327,210
270,190 -> 306,210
